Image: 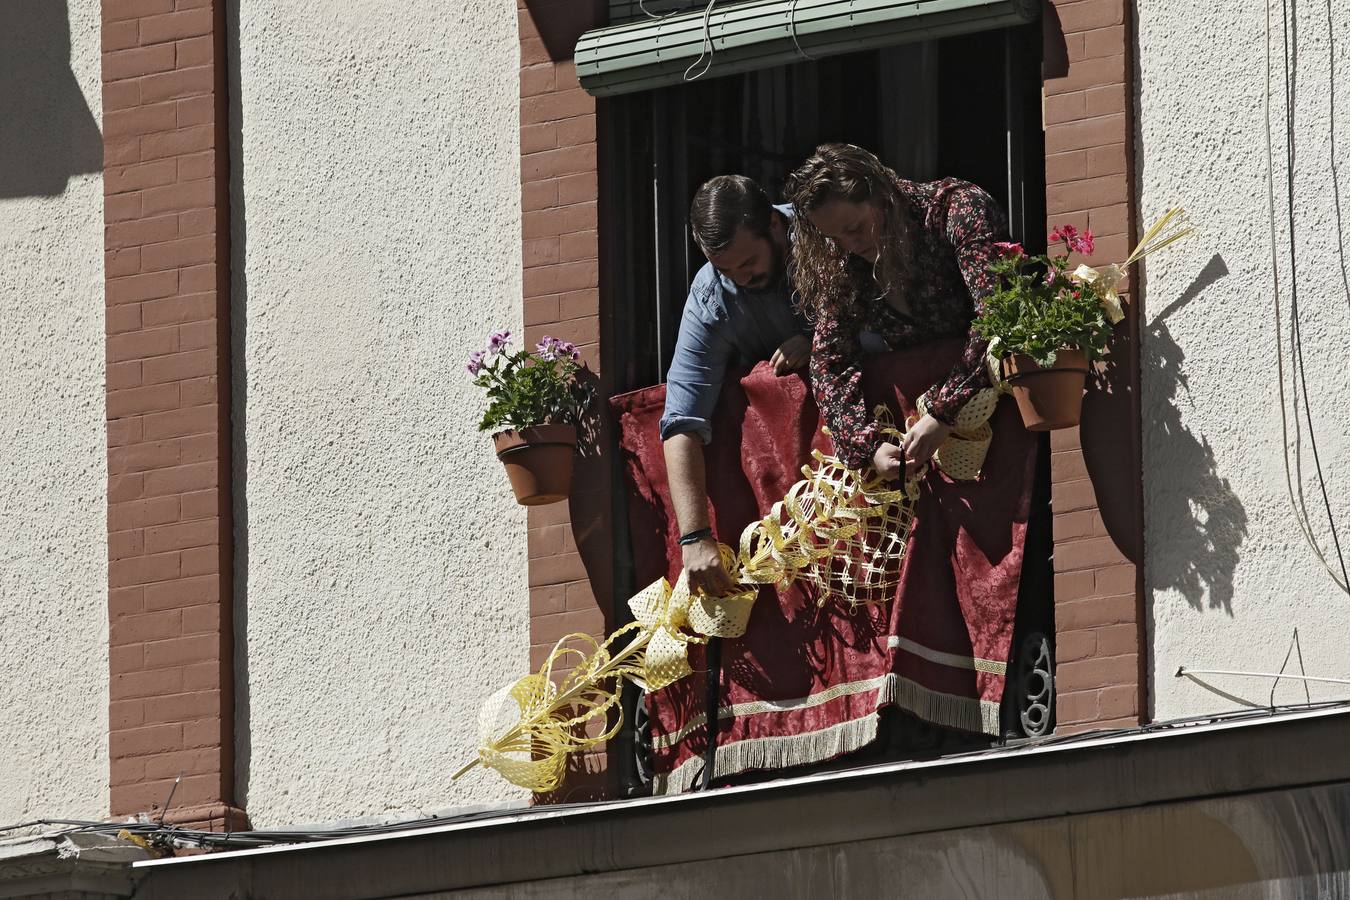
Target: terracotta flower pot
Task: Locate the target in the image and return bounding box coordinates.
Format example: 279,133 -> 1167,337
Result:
1003,349 -> 1090,431
492,424 -> 577,506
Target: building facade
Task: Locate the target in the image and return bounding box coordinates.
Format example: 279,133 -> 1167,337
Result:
1,0 -> 1348,839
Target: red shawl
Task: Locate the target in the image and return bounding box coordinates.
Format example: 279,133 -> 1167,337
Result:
610,341 -> 1038,793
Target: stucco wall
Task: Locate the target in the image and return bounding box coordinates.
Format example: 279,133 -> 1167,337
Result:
1138,1 -> 1350,717
0,1 -> 109,822
230,0 -> 527,825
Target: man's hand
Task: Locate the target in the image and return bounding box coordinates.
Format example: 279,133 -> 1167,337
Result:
871,441 -> 904,481
682,536 -> 735,596
901,413 -> 953,478
769,334 -> 811,375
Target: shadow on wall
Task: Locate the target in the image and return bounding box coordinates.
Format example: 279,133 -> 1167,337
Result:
522,0 -> 605,62
225,0 -> 253,811
1142,254 -> 1248,613
0,0 -> 102,199
1081,326 -> 1143,564
1041,2 -> 1068,82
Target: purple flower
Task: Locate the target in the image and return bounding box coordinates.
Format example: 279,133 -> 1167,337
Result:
487,329 -> 513,353
535,336 -> 559,361
557,340 -> 580,361
465,349 -> 486,375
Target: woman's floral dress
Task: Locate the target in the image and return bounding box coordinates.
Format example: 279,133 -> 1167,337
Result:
808,177 -> 1009,469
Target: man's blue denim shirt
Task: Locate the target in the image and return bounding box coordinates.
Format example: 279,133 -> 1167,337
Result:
659,205 -> 808,444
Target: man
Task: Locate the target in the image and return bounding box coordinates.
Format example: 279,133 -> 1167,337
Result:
661,175 -> 809,596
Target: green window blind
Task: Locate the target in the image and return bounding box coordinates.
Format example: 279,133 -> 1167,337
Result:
577,0 -> 1040,97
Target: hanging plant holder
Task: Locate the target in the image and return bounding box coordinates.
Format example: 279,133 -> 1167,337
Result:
493,424 -> 578,506
1003,349 -> 1089,431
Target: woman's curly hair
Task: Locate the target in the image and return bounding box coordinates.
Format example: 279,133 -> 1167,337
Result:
783,143 -> 917,321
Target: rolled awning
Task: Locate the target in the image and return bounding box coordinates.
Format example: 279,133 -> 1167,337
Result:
576,0 -> 1040,97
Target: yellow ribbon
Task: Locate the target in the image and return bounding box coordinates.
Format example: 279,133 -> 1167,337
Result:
918,387 -> 1002,482
628,544 -> 756,691
1070,207 -> 1193,326
1070,262 -> 1127,324
466,627 -> 643,793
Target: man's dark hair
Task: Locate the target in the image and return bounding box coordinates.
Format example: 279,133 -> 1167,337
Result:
689,175 -> 774,255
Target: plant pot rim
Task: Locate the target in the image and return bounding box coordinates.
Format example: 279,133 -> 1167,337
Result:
492,424 -> 578,458
1003,349 -> 1090,380
491,423 -> 577,440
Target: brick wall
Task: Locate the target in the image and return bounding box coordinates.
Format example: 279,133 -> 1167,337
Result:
1042,0 -> 1145,732
101,0 -> 243,828
518,1 -> 616,800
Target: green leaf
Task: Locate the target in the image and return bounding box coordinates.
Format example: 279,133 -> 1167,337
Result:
973,248 -> 1112,365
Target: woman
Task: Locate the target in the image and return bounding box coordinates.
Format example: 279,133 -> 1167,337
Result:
783,143 -> 1010,480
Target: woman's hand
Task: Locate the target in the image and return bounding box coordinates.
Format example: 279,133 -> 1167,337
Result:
902,414 -> 952,478
871,442 -> 905,481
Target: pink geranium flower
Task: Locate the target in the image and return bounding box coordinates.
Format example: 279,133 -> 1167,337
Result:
993,241 -> 1024,257
1050,223 -> 1095,255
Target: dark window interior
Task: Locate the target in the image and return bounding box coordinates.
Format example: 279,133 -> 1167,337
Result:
600,24 -> 1045,395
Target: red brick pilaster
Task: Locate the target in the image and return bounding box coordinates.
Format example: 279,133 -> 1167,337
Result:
101,0 -> 243,828
518,2 -> 614,800
1042,0 -> 1145,733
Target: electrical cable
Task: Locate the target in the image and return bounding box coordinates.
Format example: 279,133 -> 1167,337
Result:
638,0 -> 679,19
787,0 -> 817,62
647,1 -> 815,84
1327,0 -> 1350,320
1264,0 -> 1350,594
1280,0 -> 1350,590
1269,626 -> 1313,707
1177,667 -> 1350,687
683,0 -> 719,82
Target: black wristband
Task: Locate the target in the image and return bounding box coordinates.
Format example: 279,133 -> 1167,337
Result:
677,527 -> 713,546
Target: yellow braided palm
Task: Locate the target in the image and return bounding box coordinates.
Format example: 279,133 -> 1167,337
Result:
459,403 -> 1003,792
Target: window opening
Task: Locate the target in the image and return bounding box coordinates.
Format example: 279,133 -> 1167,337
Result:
599,24 -> 1049,793
602,24 -> 1044,393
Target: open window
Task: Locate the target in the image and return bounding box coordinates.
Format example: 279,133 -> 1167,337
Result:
588,3 -> 1052,793
597,10 -> 1045,391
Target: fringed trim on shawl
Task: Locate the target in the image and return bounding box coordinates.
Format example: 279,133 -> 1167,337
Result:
653,712 -> 884,795
652,674 -> 892,752
880,674 -> 1002,736
651,673 -> 1002,795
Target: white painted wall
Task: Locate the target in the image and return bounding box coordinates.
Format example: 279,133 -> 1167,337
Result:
1138,0 -> 1350,717
230,0 -> 528,825
0,1 -> 109,823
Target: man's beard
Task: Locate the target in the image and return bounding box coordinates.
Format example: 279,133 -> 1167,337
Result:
747,238 -> 786,290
